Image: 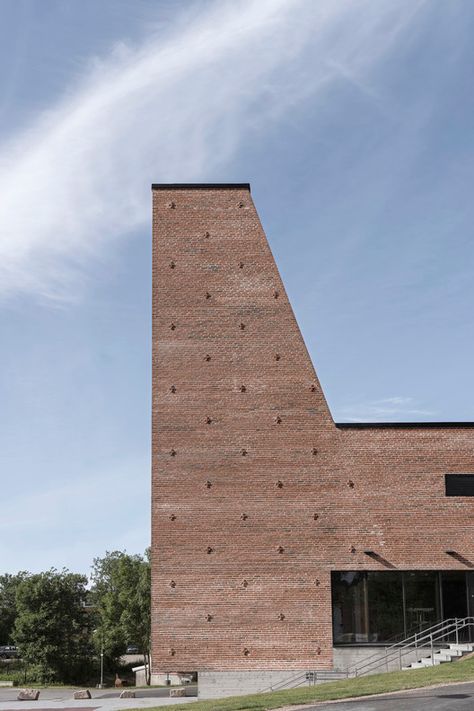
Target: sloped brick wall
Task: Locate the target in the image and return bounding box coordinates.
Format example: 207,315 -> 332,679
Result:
151,184 -> 474,674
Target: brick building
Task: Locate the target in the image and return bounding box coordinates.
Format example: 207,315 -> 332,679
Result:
151,183 -> 474,696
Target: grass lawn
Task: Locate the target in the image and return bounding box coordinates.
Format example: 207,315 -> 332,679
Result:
151,656 -> 474,711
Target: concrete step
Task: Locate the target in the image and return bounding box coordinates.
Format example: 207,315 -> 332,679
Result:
420,657 -> 443,666
407,662 -> 429,669
432,653 -> 455,662
448,643 -> 474,652
444,647 -> 464,656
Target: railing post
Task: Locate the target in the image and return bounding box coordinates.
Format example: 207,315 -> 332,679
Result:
399,647 -> 402,670
431,634 -> 434,665
455,618 -> 459,645
415,633 -> 418,663
385,648 -> 388,672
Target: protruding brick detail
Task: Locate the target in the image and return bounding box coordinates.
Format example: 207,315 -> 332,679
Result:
151,184 -> 474,676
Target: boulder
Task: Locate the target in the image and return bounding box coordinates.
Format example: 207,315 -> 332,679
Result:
169,687 -> 186,697
17,689 -> 40,701
73,690 -> 91,699
120,690 -> 135,698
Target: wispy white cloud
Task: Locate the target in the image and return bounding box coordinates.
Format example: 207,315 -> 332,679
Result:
339,396 -> 437,422
0,0 -> 423,301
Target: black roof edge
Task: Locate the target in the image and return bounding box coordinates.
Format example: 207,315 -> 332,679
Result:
336,422 -> 474,429
152,183 -> 251,191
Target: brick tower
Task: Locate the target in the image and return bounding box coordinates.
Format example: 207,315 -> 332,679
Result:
151,184 -> 336,683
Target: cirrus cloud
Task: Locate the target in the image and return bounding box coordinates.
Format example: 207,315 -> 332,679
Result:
0,0 -> 424,301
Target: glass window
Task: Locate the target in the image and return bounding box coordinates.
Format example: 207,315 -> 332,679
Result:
441,571 -> 467,620
367,572 -> 404,642
445,474 -> 474,496
332,572 -> 368,644
404,571 -> 440,634
332,571 -> 466,645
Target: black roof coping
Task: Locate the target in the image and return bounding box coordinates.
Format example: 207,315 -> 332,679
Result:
336,422 -> 474,429
152,183 -> 251,191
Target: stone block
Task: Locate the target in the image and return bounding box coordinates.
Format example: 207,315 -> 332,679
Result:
120,690 -> 136,698
73,689 -> 91,699
169,687 -> 186,697
17,689 -> 40,701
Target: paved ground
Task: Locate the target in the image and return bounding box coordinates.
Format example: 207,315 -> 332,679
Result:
303,681 -> 474,710
0,687 -> 197,711
2,681 -> 474,711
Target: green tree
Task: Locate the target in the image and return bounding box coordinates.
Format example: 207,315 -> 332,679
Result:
91,550 -> 150,683
0,572 -> 29,644
13,569 -> 92,684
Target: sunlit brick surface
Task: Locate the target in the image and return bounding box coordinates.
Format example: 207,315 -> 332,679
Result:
151,185 -> 474,673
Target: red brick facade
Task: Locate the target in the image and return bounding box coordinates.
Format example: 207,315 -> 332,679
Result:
151,184 -> 474,673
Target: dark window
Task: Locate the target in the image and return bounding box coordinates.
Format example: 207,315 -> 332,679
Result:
332,571 -> 465,645
332,572 -> 368,644
367,572 -> 404,641
331,572 -> 404,644
404,571 -> 440,632
445,474 -> 474,496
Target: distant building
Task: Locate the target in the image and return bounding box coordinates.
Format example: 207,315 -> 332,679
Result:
151,183 -> 474,698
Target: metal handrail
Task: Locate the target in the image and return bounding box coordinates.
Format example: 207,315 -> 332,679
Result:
259,617 -> 474,693
351,617 -> 474,677
344,617 -> 456,675
353,617 -> 471,676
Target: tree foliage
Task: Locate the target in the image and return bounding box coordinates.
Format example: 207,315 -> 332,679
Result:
13,569 -> 92,684
0,572 -> 28,644
91,550 -> 151,682
0,549 -> 150,685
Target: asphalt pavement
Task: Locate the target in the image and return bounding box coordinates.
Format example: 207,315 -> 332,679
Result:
302,681 -> 474,711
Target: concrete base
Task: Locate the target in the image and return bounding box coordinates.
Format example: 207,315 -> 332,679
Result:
197,646 -> 450,698
198,671 -> 313,699
333,646 -> 446,674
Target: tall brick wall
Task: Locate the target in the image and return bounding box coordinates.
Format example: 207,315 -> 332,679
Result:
151,184 -> 474,674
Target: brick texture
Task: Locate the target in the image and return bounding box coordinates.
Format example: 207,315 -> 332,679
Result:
151,185 -> 474,674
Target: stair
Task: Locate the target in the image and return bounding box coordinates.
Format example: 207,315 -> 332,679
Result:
352,619 -> 474,677
402,642 -> 473,670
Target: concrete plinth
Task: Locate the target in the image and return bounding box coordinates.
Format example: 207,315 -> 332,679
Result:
198,671 -> 312,699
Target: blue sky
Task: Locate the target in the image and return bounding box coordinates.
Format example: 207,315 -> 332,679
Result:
1,0 -> 474,574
